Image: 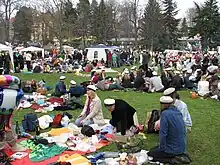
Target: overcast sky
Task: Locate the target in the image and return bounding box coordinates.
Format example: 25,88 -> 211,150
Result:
138,0 -> 215,18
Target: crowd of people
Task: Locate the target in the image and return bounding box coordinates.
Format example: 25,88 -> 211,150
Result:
0,47 -> 220,164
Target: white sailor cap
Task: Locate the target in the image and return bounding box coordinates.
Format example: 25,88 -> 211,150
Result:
70,80 -> 76,85
104,99 -> 115,106
60,76 -> 66,80
87,85 -> 97,91
160,96 -> 173,104
163,87 -> 175,96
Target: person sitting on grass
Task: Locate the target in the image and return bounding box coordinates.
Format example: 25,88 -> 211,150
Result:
53,76 -> 67,97
104,98 -> 138,136
122,71 -> 133,88
133,70 -> 145,91
68,80 -> 86,98
91,71 -> 99,84
75,85 -> 105,127
147,96 -> 186,163
154,88 -> 192,132
150,71 -> 164,92
96,78 -> 124,91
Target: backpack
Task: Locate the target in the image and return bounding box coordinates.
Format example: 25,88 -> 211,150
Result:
147,110 -> 160,134
22,113 -> 38,132
81,125 -> 95,137
52,114 -> 63,128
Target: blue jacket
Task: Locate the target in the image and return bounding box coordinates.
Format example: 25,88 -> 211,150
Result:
68,85 -> 85,97
55,81 -> 66,96
160,106 -> 186,155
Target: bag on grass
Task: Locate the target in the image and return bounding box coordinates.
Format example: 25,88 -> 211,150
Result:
52,114 -> 63,128
22,113 -> 38,132
147,110 -> 160,134
81,125 -> 95,137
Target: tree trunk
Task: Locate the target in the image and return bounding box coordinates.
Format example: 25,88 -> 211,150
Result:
150,38 -> 154,52
5,6 -> 9,41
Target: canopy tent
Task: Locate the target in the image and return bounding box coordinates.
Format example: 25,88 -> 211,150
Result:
20,46 -> 45,58
86,48 -> 108,61
0,44 -> 14,70
14,46 -> 24,52
89,44 -> 108,48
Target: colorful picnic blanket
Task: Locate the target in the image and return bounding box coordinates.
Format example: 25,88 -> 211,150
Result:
4,139 -> 110,165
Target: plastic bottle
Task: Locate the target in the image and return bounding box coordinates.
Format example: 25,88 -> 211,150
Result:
35,125 -> 40,136
21,132 -> 34,139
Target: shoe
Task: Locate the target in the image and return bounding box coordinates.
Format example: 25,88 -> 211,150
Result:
11,144 -> 27,152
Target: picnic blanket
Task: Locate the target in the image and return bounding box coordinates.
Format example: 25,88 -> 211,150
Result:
4,139 -> 110,165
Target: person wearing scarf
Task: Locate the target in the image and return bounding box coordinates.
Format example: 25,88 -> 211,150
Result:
75,85 -> 105,127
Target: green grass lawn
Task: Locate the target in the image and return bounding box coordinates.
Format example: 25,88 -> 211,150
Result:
12,72 -> 220,165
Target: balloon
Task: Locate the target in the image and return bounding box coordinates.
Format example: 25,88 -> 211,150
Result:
0,75 -> 20,89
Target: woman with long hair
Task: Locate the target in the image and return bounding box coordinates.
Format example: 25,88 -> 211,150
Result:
75,85 -> 105,127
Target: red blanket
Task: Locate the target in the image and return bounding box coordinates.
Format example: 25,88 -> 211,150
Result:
4,140 -> 110,165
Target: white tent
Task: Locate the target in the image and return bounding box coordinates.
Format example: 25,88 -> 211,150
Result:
14,46 -> 24,52
20,46 -> 45,58
0,44 -> 14,70
63,45 -> 74,54
86,48 -> 108,61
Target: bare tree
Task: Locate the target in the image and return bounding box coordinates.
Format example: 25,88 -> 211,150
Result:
105,0 -> 119,42
38,0 -> 67,48
0,0 -> 21,41
118,0 -> 141,47
186,7 -> 197,27
130,0 -> 139,47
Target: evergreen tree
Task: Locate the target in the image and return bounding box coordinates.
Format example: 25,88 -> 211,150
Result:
180,18 -> 188,37
13,6 -> 33,44
162,0 -> 180,49
141,0 -> 164,50
77,0 -> 90,47
97,0 -> 108,42
90,0 -> 99,38
190,0 -> 220,48
64,0 -> 77,39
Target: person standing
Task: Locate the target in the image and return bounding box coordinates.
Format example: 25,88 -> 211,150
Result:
18,53 -> 24,71
148,96 -> 186,163
107,50 -> 112,68
25,51 -> 32,71
142,50 -> 151,69
112,51 -> 118,68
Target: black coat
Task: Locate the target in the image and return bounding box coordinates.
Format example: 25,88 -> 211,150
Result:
171,75 -> 183,91
110,99 -> 136,135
